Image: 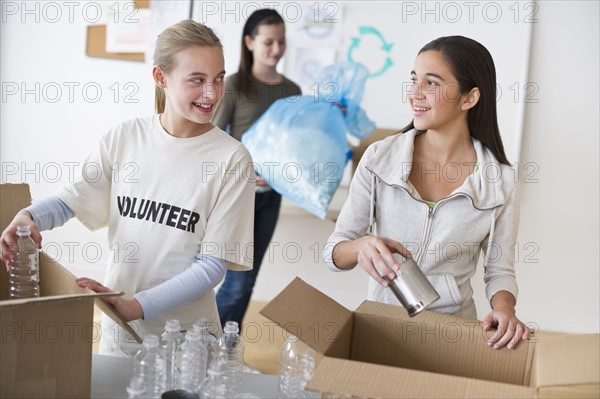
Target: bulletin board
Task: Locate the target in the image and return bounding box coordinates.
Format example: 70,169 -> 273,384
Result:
85,0 -> 150,62
86,24 -> 146,62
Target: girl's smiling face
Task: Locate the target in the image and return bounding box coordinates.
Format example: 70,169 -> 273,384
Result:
245,23 -> 287,69
160,45 -> 225,132
408,50 -> 472,134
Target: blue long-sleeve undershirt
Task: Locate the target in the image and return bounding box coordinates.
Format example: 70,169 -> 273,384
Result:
25,195 -> 75,230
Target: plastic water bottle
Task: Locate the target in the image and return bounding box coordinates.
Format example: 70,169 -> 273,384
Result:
192,318 -> 218,367
175,329 -> 208,393
126,376 -> 147,398
161,319 -> 185,390
278,335 -> 316,398
199,359 -> 228,399
9,225 -> 40,299
216,321 -> 245,398
133,334 -> 166,398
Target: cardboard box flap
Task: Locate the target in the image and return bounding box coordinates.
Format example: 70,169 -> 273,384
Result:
38,252 -> 95,297
533,334 -> 600,388
260,278 -> 353,357
43,253 -> 142,343
37,253 -> 141,343
537,384 -> 600,399
0,183 -> 32,232
0,291 -> 119,307
307,357 -> 536,398
94,297 -> 143,343
352,301 -> 535,386
1,256 -> 142,343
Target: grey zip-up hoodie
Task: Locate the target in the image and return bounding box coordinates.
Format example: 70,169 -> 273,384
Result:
324,129 -> 520,320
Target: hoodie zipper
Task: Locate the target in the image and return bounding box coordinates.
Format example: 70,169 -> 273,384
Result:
414,201 -> 435,265
374,177 -> 499,266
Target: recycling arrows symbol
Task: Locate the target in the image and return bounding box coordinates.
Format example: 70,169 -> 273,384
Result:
347,26 -> 394,78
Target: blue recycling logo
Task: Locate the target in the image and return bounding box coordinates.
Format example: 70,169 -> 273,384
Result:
347,26 -> 394,78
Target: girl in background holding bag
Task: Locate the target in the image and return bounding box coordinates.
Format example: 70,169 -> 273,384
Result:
212,9 -> 301,328
324,36 -> 530,350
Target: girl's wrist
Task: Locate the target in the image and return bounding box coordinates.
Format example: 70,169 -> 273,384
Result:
17,210 -> 33,221
491,290 -> 516,314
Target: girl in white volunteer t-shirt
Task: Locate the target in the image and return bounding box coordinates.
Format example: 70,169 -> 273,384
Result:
1,20 -> 255,356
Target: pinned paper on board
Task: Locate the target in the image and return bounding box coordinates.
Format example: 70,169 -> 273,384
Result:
145,0 -> 191,68
287,47 -> 337,95
290,2 -> 344,46
105,8 -> 152,53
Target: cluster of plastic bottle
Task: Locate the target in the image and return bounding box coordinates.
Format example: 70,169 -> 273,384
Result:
126,319 -> 243,399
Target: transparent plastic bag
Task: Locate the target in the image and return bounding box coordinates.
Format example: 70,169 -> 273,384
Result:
315,61 -> 376,139
242,62 -> 375,219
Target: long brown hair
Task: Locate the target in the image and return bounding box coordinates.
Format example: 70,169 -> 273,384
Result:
153,20 -> 223,114
237,9 -> 285,96
401,36 -> 510,165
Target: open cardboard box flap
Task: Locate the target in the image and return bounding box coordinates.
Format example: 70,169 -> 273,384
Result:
261,278 -> 600,399
1,252 -> 142,344
260,273 -> 354,358
532,334 -> 600,387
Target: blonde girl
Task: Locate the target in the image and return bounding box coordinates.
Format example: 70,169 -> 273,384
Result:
1,20 -> 255,355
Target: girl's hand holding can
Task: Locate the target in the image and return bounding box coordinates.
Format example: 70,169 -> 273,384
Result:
335,236 -> 412,287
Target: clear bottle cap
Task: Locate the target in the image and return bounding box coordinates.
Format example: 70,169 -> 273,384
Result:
142,334 -> 159,348
16,225 -> 31,236
164,319 -> 181,333
223,321 -> 239,334
193,317 -> 208,331
185,329 -> 201,342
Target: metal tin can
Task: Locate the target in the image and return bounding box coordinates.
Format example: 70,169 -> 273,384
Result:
384,257 -> 440,317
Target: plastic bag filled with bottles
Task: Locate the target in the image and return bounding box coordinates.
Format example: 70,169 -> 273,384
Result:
242,62 -> 376,219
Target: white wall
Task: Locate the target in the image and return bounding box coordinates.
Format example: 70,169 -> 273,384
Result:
513,1 -> 599,333
1,1 -> 155,282
1,1 -> 598,334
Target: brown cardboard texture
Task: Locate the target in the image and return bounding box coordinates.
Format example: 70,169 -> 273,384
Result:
351,128 -> 399,175
261,278 -> 600,399
0,184 -> 141,398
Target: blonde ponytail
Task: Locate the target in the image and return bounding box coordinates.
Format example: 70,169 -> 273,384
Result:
153,20 -> 223,114
155,86 -> 166,114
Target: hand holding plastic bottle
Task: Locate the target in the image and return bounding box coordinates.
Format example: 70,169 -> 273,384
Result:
1,211 -> 41,268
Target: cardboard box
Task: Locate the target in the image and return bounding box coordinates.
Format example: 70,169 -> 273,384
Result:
261,278 -> 600,399
351,128 -> 399,175
0,183 -> 141,398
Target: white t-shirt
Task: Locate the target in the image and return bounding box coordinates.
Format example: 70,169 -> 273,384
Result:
57,114 -> 255,348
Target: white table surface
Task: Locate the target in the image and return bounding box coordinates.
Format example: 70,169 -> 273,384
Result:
91,354 -> 298,399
